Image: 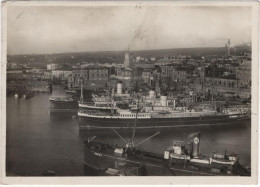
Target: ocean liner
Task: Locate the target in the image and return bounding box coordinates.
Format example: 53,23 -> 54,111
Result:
78,83 -> 251,130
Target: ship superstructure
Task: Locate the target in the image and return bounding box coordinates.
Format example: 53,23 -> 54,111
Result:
78,83 -> 250,130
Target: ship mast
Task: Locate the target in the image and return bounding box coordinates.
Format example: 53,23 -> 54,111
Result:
111,81 -> 160,150
211,63 -> 215,110
131,94 -> 139,147
80,67 -> 83,103
80,78 -> 83,102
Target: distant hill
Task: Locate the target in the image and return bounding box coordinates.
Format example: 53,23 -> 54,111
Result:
7,45 -> 251,66
131,47 -> 227,57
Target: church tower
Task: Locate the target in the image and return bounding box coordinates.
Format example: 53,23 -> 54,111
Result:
124,52 -> 133,67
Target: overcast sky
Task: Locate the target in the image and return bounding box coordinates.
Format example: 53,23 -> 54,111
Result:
7,6 -> 251,55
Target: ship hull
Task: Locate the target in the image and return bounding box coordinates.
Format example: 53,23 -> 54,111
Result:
84,142 -> 247,176
84,151 -> 169,176
84,144 -> 184,176
50,101 -> 78,113
78,115 -> 250,130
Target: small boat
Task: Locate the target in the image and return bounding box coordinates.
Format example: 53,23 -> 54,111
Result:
72,115 -> 77,119
14,94 -> 19,99
23,91 -> 35,99
210,152 -> 237,165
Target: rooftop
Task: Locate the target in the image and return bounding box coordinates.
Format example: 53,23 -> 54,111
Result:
206,74 -> 237,80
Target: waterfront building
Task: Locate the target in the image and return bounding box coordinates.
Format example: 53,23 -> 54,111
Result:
189,76 -> 204,94
26,81 -> 51,92
7,70 -> 23,81
52,69 -> 72,80
133,62 -> 155,69
188,66 -> 206,94
68,68 -> 88,88
204,75 -> 238,97
116,66 -> 132,78
132,68 -> 143,82
172,69 -> 189,83
237,60 -> 251,98
237,60 -> 251,88
7,63 -> 17,70
136,56 -> 141,62
155,80 -> 161,93
151,57 -> 156,61
160,64 -> 178,77
68,65 -> 109,89
142,70 -> 153,85
88,65 -> 108,81
43,70 -> 52,80
114,66 -> 132,89
154,59 -> 172,66
47,64 -> 59,70
163,55 -> 176,60
25,69 -> 53,81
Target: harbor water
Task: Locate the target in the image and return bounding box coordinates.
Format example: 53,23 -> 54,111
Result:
6,85 -> 251,176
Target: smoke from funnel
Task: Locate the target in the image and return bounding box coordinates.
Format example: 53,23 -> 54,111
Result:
127,8 -> 157,51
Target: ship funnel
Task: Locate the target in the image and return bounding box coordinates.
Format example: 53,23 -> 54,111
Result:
117,83 -> 122,95
160,95 -> 167,106
191,133 -> 201,158
149,90 -> 155,99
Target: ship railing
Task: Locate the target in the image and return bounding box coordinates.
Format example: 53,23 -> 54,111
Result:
78,110 -> 114,116
119,113 -> 150,118
49,97 -> 73,101
92,94 -> 111,102
79,102 -> 112,107
224,107 -> 251,115
93,98 -> 112,102
79,102 -> 96,106
151,111 -> 218,118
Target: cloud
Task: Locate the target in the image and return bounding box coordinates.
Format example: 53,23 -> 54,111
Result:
7,6 -> 251,54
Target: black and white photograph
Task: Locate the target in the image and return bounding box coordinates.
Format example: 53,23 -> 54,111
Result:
1,1 -> 258,185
